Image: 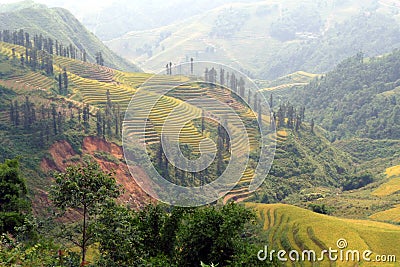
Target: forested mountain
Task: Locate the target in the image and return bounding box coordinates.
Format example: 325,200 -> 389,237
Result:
0,4 -> 141,72
285,51 -> 400,141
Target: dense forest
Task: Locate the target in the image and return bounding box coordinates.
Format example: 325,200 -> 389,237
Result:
287,51 -> 400,140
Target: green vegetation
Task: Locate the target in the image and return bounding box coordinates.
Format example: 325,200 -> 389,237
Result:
287,51 -> 400,140
95,202 -> 271,266
0,158 -> 31,237
1,158 -> 274,266
252,125 -> 354,203
50,160 -> 121,264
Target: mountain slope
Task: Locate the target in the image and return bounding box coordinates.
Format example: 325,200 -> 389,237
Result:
248,125 -> 354,204
106,0 -> 400,78
0,38 -> 359,213
286,50 -> 400,141
0,5 -> 141,72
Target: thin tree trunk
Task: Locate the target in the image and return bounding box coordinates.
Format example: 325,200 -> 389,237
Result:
82,203 -> 87,264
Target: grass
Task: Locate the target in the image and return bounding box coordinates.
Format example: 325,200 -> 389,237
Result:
247,202 -> 400,266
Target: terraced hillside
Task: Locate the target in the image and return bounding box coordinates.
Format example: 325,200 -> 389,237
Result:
0,40 -> 271,202
258,71 -> 319,92
248,203 -> 400,266
0,40 -> 369,210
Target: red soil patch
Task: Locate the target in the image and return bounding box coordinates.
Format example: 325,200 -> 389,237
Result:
82,136 -> 123,159
36,137 -> 153,215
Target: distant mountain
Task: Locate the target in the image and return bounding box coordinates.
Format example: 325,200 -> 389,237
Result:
0,3 -> 141,72
105,0 -> 400,78
67,0 -> 263,41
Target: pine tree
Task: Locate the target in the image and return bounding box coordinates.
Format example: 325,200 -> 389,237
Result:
57,111 -> 63,135
82,50 -> 87,62
157,142 -> 163,172
220,68 -> 225,86
39,105 -> 45,120
9,102 -> 14,125
115,104 -> 121,137
83,104 -> 90,133
14,101 -> 19,126
310,119 -> 315,133
51,104 -> 57,135
96,52 -> 104,65
96,110 -> 103,137
216,136 -> 224,176
23,96 -> 31,129
63,68 -> 68,95
270,94 -> 273,108
58,73 -> 63,94
201,109 -> 205,134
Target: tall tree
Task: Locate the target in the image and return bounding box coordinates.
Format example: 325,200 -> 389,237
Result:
51,104 -> 57,135
9,102 -> 14,125
96,110 -> 103,137
220,68 -> 225,86
216,136 -> 224,176
14,100 -> 20,126
238,77 -> 245,98
63,68 -> 68,95
50,161 -> 121,265
58,73 -> 62,94
310,118 -> 315,133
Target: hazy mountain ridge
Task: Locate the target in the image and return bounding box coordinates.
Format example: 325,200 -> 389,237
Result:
106,0 -> 400,79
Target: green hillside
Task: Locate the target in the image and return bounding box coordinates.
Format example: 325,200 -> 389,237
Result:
285,50 -> 400,141
247,125 -> 354,204
0,4 -> 141,72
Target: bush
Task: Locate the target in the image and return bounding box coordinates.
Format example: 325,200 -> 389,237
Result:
308,203 -> 333,215
343,173 -> 373,191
